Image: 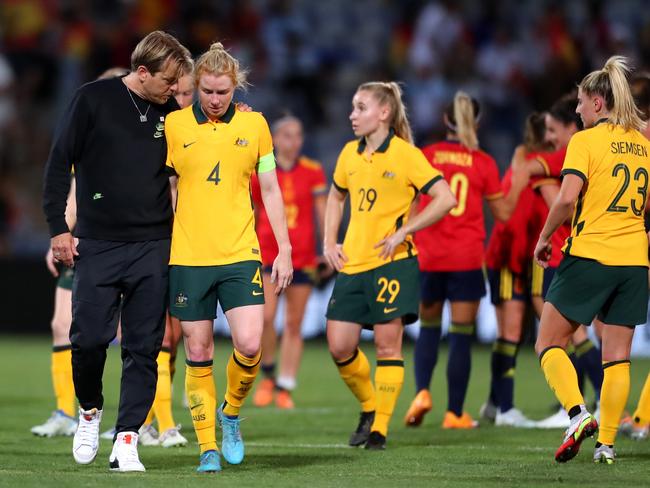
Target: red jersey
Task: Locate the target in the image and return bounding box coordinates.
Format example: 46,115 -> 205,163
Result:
529,148 -> 569,268
251,157 -> 327,268
485,167 -> 536,274
416,140 -> 503,271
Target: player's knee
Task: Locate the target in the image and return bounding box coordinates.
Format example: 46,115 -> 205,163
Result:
329,343 -> 356,362
234,339 -> 261,359
283,319 -> 302,338
375,344 -> 400,358
185,342 -> 213,362
51,317 -> 71,339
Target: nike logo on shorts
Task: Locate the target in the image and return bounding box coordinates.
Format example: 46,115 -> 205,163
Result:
383,307 -> 398,314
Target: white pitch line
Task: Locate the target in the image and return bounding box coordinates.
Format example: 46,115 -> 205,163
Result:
245,442 -> 548,452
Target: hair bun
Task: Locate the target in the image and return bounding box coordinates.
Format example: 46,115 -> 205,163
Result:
210,42 -> 224,51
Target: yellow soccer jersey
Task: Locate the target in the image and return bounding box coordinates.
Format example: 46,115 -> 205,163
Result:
333,131 -> 443,274
166,102 -> 275,266
561,121 -> 649,266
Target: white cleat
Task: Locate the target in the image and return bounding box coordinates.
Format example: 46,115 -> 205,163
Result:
479,400 -> 497,423
534,407 -> 570,429
137,423 -> 159,446
31,410 -> 77,437
495,408 -> 536,428
593,444 -> 616,464
158,426 -> 188,447
109,431 -> 145,472
73,408 -> 102,464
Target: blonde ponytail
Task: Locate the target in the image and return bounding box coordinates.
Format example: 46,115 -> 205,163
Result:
357,81 -> 413,144
453,91 -> 479,149
195,42 -> 249,90
579,55 -> 644,131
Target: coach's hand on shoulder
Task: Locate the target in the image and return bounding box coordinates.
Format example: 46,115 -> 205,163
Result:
50,232 -> 78,268
323,241 -> 348,272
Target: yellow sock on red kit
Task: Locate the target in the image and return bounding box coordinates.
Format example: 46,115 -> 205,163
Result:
222,349 -> 261,417
371,359 -> 404,436
598,361 -> 630,446
335,348 -> 376,413
52,346 -> 76,418
185,360 -> 217,453
539,346 -> 585,412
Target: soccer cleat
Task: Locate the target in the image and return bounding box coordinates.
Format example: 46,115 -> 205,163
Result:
137,423 -> 159,446
479,400 -> 497,424
495,408 -> 536,428
593,444 -> 616,464
100,427 -> 116,440
109,431 -> 145,472
197,449 -> 221,473
442,411 -> 479,429
275,389 -> 295,410
73,407 -> 102,464
535,407 -> 570,429
253,378 -> 275,407
217,406 -> 244,465
555,411 -> 598,463
349,411 -> 375,446
31,410 -> 77,437
404,389 -> 432,427
364,431 -> 386,450
159,426 -> 188,447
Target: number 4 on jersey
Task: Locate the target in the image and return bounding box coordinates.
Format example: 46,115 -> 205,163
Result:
207,162 -> 221,185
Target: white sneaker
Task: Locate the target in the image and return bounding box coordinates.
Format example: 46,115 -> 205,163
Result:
535,407 -> 570,429
137,423 -> 159,446
109,431 -> 145,472
479,400 -> 497,423
593,443 -> 616,464
73,408 -> 102,464
100,427 -> 116,440
159,426 -> 188,447
31,410 -> 77,437
495,408 -> 536,428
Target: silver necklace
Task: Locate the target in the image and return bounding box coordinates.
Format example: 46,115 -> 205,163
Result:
125,84 -> 151,122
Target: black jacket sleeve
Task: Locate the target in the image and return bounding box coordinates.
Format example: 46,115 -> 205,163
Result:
42,87 -> 92,237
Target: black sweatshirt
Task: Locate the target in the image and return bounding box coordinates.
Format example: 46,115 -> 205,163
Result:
43,76 -> 180,241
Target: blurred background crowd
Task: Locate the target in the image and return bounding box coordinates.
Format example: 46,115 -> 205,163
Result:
1,0 -> 650,256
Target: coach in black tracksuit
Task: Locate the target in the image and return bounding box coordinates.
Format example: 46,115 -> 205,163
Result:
42,32 -> 192,465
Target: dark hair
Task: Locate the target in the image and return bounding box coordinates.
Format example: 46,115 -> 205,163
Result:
523,112 -> 552,153
548,93 -> 583,131
631,73 -> 650,120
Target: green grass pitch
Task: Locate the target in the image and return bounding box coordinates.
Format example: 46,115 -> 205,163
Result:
2,335 -> 650,487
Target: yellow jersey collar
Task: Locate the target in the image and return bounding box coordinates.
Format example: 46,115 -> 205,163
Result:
357,129 -> 395,154
192,101 -> 236,124
594,117 -> 609,127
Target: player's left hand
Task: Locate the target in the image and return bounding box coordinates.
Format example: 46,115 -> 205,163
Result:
271,247 -> 293,295
375,228 -> 407,260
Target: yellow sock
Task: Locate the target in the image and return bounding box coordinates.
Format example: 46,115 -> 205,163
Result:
52,346 -> 75,417
539,346 -> 585,412
170,351 -> 177,382
153,349 -> 175,433
371,358 -> 404,436
335,348 -> 376,412
598,361 -> 630,446
633,373 -> 650,425
186,360 -> 217,453
144,408 -> 155,426
223,349 -> 261,417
